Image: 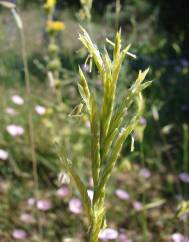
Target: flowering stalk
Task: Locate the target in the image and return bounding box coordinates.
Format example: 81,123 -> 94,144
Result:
59,27 -> 151,242
10,7 -> 39,193
115,0 -> 121,30
78,0 -> 93,21
44,0 -> 65,103
0,2 -> 42,236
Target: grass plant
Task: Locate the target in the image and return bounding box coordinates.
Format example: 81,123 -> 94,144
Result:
59,27 -> 151,242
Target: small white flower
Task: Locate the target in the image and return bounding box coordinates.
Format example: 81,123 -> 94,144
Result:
6,124 -> 24,137
171,233 -> 189,242
12,229 -> 27,240
139,168 -> 151,178
0,149 -> 9,160
11,95 -> 24,105
6,107 -> 17,116
27,197 -> 36,207
35,105 -> 46,116
20,213 -> 35,224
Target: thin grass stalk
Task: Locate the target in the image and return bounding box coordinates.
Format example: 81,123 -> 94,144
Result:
115,0 -> 121,30
154,111 -> 182,195
183,124 -> 188,174
182,123 -> 189,237
11,8 -> 41,236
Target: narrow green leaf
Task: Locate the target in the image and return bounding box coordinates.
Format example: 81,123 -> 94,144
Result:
60,157 -> 92,222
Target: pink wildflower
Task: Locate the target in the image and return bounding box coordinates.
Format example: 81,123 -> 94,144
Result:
115,189 -> 130,200
139,117 -> 147,126
179,173 -> 189,183
139,168 -> 151,178
118,233 -> 132,242
99,228 -> 118,241
56,186 -> 69,198
36,199 -> 52,211
6,124 -> 24,136
0,149 -> 9,160
6,107 -> 17,116
27,197 -> 36,207
68,198 -> 82,214
35,105 -> 46,115
133,201 -> 143,211
171,233 -> 189,242
179,213 -> 189,222
11,95 -> 24,105
12,229 -> 27,240
20,213 -> 35,224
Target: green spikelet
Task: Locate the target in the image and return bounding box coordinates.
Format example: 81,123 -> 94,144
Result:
59,27 -> 151,242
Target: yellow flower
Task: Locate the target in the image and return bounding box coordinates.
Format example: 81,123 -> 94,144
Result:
78,9 -> 86,20
44,0 -> 56,10
47,21 -> 65,32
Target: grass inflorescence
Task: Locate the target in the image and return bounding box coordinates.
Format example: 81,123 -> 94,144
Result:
59,26 -> 151,242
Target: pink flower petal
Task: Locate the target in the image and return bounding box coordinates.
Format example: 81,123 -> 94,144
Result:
35,105 -> 46,115
99,228 -> 118,240
139,117 -> 147,126
171,233 -> 189,242
0,149 -> 9,160
20,213 -> 35,224
6,124 -> 24,137
179,173 -> 189,183
11,95 -> 24,105
118,233 -> 132,242
115,189 -> 130,200
133,201 -> 143,211
6,107 -> 17,116
139,168 -> 151,178
37,200 -> 52,211
56,186 -> 69,198
68,198 -> 82,214
12,229 -> 27,240
27,197 -> 36,206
